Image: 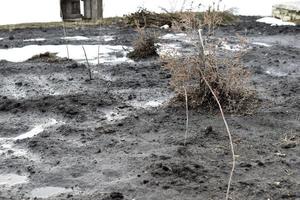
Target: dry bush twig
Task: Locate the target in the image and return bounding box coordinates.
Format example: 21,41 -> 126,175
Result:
60,7 -> 70,59
184,86 -> 189,146
81,46 -> 93,80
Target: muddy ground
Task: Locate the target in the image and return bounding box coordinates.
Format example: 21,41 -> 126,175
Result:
0,17 -> 299,200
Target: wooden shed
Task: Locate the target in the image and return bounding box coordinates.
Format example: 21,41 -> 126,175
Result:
60,0 -> 103,21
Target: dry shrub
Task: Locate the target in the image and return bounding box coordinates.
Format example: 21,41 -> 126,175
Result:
163,50 -> 257,113
125,8 -> 181,27
127,24 -> 158,60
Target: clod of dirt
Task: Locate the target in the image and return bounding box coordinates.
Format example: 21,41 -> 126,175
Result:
8,35 -> 14,40
28,52 -> 62,63
103,192 -> 124,200
281,142 -> 297,149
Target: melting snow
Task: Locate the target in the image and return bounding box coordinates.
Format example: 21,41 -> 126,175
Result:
256,17 -> 296,26
0,44 -> 132,64
0,38 -> 3,41
61,36 -> 90,41
0,174 -> 28,186
31,187 -> 73,198
252,42 -> 272,47
160,33 -> 187,40
14,119 -> 58,140
24,38 -> 46,42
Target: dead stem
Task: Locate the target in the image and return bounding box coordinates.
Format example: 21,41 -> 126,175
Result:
81,46 -> 93,80
184,86 -> 189,146
198,29 -> 236,200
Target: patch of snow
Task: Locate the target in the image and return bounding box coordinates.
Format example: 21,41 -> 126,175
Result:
160,33 -> 187,40
220,43 -> 245,52
24,38 -> 46,42
156,43 -> 182,57
31,187 -> 73,199
14,119 -> 58,140
266,69 -> 288,77
252,42 -> 272,47
0,45 -> 133,64
61,36 -> 90,41
160,24 -> 170,30
0,174 -> 28,187
256,17 -> 296,26
103,35 -> 114,42
0,38 -> 3,41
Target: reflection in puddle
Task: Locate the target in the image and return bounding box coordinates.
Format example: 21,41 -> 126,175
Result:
14,119 -> 58,140
0,174 -> 28,186
31,187 -> 73,198
24,38 -> 46,42
0,45 -> 132,64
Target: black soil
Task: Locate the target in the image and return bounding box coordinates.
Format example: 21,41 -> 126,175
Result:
0,16 -> 299,200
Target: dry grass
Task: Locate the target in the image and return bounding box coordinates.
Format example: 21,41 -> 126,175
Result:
127,24 -> 158,60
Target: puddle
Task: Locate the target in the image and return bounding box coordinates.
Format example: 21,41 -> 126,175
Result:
61,36 -> 89,41
31,187 -> 73,198
252,42 -> 272,47
0,45 -> 132,64
14,118 -> 58,140
24,38 -> 46,42
0,174 -> 28,186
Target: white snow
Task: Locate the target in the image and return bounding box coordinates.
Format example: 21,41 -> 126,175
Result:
0,38 -> 3,41
103,35 -> 114,42
0,44 -> 132,64
24,38 -> 46,42
252,42 -> 272,47
14,119 -> 58,140
160,33 -> 187,40
160,24 -> 170,30
0,174 -> 28,186
61,36 -> 90,41
256,17 -> 296,26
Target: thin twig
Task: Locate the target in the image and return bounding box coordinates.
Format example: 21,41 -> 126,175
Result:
97,45 -> 100,65
60,7 -> 70,59
81,46 -> 93,80
183,86 -> 189,146
198,29 -> 235,200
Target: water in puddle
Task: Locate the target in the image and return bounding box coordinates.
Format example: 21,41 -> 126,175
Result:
14,119 -> 58,140
0,45 -> 132,64
0,174 -> 28,186
31,187 -> 73,198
